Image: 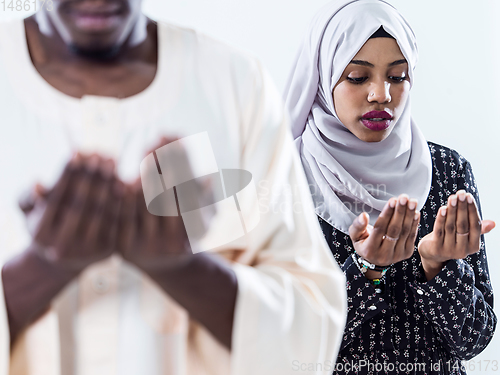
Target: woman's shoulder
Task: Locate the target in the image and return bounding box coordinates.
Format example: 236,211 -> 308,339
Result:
425,142 -> 478,198
426,141 -> 471,174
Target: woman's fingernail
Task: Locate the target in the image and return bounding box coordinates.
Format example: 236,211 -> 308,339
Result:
414,211 -> 420,220
441,207 -> 447,217
359,213 -> 367,225
450,196 -> 457,207
408,200 -> 417,210
399,195 -> 408,205
458,191 -> 466,202
467,194 -> 473,204
390,199 -> 396,208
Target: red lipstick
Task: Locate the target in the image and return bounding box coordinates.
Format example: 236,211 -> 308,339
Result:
360,111 -> 393,131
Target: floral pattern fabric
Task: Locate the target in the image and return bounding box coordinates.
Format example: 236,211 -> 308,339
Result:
319,143 -> 496,374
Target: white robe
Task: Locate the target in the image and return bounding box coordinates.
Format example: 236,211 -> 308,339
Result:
0,18 -> 346,375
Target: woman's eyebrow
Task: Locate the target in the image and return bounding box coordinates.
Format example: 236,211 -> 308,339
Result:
350,60 -> 374,67
388,59 -> 408,66
349,59 -> 408,67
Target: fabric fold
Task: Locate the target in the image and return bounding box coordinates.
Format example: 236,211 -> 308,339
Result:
231,262 -> 346,375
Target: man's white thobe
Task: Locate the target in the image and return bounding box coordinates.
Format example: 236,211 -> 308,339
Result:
0,18 -> 346,375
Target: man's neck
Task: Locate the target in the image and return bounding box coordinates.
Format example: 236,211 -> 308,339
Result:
24,14 -> 158,99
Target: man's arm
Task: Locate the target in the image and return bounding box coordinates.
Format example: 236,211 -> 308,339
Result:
145,253 -> 237,349
2,244 -> 237,349
118,52 -> 347,373
116,146 -> 238,349
1,247 -> 79,345
1,154 -> 121,346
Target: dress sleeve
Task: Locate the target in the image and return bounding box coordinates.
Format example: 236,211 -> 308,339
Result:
408,159 -> 497,360
339,255 -> 389,351
227,55 -> 347,375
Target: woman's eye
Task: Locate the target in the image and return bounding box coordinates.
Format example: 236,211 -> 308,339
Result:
346,76 -> 368,84
389,76 -> 406,83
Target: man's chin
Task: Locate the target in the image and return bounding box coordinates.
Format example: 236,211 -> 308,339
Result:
68,43 -> 121,60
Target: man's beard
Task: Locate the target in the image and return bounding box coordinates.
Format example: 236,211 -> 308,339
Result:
68,44 -> 121,60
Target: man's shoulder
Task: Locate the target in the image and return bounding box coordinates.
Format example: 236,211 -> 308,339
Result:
0,18 -> 19,27
0,18 -> 22,41
0,18 -> 23,69
155,20 -> 260,74
0,17 -> 22,35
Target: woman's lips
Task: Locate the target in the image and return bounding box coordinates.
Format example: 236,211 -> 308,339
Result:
360,110 -> 393,131
360,119 -> 392,131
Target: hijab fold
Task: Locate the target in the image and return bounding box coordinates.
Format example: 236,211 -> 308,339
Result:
284,0 -> 432,233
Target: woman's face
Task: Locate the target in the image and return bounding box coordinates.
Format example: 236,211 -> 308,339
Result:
333,37 -> 410,142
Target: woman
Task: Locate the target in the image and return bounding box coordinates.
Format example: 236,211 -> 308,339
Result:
284,0 -> 496,373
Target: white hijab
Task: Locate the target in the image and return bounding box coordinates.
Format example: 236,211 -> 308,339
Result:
284,0 -> 433,234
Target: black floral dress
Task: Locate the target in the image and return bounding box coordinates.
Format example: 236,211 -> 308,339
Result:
319,142 -> 496,375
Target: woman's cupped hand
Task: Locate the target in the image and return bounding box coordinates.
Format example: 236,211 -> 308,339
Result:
349,192 -> 496,281
349,194 -> 420,279
418,190 -> 495,280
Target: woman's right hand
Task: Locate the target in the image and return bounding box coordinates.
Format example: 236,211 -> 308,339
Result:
348,194 -> 421,279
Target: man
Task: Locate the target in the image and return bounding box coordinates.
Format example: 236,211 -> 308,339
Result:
0,0 -> 346,374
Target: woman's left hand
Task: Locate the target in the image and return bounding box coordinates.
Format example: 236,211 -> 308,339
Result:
418,190 -> 495,280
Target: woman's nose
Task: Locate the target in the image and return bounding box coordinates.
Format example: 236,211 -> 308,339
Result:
368,81 -> 391,103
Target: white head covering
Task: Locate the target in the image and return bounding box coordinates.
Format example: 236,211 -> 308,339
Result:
284,0 -> 432,234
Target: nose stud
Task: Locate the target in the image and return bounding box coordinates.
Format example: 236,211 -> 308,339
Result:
370,92 -> 375,97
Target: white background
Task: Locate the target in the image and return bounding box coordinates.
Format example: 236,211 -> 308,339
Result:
2,0 -> 499,370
